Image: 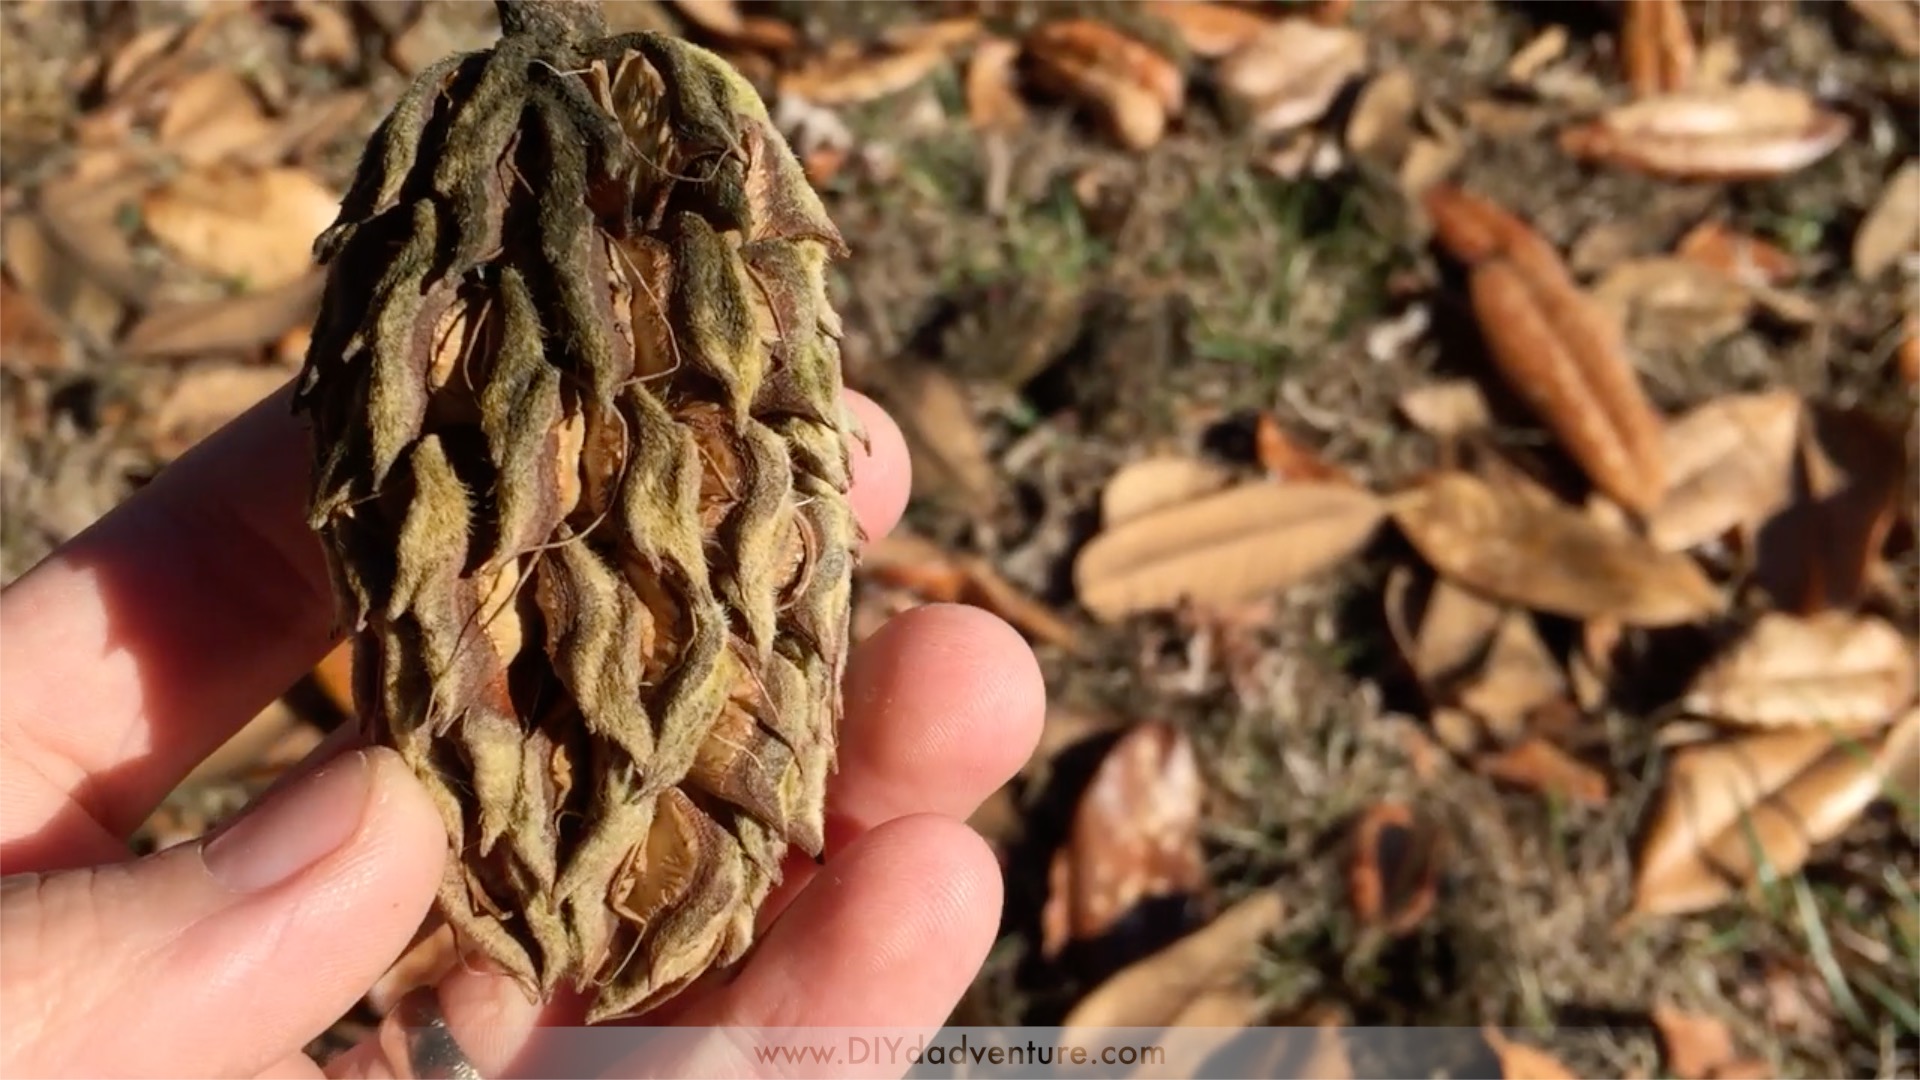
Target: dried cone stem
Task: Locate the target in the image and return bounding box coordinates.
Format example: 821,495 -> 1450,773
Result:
292,0 -> 858,1022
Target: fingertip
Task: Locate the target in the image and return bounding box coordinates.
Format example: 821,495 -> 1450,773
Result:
845,390 -> 909,544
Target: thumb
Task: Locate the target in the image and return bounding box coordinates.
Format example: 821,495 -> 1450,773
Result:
1,747 -> 447,1078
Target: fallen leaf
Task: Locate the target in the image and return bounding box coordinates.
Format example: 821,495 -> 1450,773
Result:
1683,612 -> 1915,731
1345,67 -> 1418,164
1676,221 -> 1797,288
1041,721 -> 1208,958
1389,471 -> 1724,627
1559,82 -> 1852,181
1061,889 -> 1286,1035
1651,1004 -> 1741,1080
156,68 -> 280,167
1075,481 -> 1385,621
1397,380 -> 1494,438
1024,18 -> 1181,150
1506,25 -> 1568,85
1478,738 -> 1610,807
290,0 -> 358,67
1592,257 -> 1754,354
1254,412 -> 1351,483
873,359 -> 999,513
1853,159 -> 1920,281
150,362 -> 293,458
35,167 -> 154,307
1633,711 -> 1920,916
1848,0 -> 1920,56
120,270 -> 327,360
667,0 -> 742,37
778,37 -> 951,107
881,17 -> 985,54
966,36 -> 1028,132
1621,0 -> 1696,96
1483,1027 -> 1581,1080
1145,0 -> 1272,57
1348,801 -> 1443,935
1384,566 -> 1506,695
1216,19 -> 1367,136
1647,391 -> 1804,552
142,165 -> 340,290
1754,404 -> 1907,613
0,280 -> 72,373
1455,611 -> 1568,744
861,531 -> 1080,652
1424,185 -> 1668,514
1101,455 -> 1238,526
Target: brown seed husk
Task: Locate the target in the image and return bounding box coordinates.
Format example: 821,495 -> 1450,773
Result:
292,9 -> 857,1023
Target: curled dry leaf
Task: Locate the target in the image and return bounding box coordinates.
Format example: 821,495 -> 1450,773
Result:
1384,566 -> 1506,694
1040,722 -> 1207,958
156,68 -> 280,167
1345,67 -> 1417,162
1145,0 -> 1272,58
1216,19 -> 1367,136
1348,801 -> 1443,936
1478,738 -> 1609,808
1848,0 -> 1920,56
1621,0 -> 1697,96
120,270 -> 327,360
1852,158 -> 1920,281
1648,390 -> 1802,552
1592,257 -> 1754,354
142,165 -> 341,290
1634,711 -> 1920,916
1024,18 -> 1182,151
1397,380 -> 1494,439
1254,412 -> 1351,484
1651,1003 -> 1765,1080
1075,481 -> 1385,621
1101,454 -> 1237,526
1423,185 -> 1667,514
1559,83 -> 1851,181
1683,612 -> 1916,731
1455,611 -> 1568,744
1482,1027 -> 1581,1080
966,36 -> 1028,132
779,41 -> 951,107
1676,221 -> 1797,288
861,531 -> 1080,652
1389,471 -> 1723,627
1060,889 -> 1285,1036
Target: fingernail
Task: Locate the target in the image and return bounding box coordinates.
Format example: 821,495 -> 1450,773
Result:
203,749 -> 371,892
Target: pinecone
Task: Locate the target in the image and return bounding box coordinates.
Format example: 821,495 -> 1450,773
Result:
291,0 -> 858,1023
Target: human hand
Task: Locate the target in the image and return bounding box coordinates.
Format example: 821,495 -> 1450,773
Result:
0,387 -> 1043,1078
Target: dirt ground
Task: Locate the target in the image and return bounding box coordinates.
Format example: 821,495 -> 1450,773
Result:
1,1 -> 1915,1077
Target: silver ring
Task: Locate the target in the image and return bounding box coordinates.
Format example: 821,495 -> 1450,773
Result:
377,986 -> 485,1080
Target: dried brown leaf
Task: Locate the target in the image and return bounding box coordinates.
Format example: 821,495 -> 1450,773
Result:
1754,404 -> 1907,613
290,0 -> 359,67
1478,737 -> 1610,807
1683,612 -> 1916,731
1075,481 -> 1385,621
966,36 -> 1028,132
151,363 -> 293,458
1384,566 -> 1506,694
1676,221 -> 1797,288
1345,67 -> 1418,163
35,168 -> 153,307
1559,83 -> 1852,180
1853,159 -> 1920,281
1506,26 -> 1568,85
1254,412 -> 1351,484
156,68 -> 280,167
779,38 -> 951,106
120,270 -> 327,360
1424,185 -> 1667,513
667,0 -> 742,37
1651,1004 -> 1740,1080
0,280 -> 72,374
1061,889 -> 1286,1035
1349,801 -> 1442,935
1848,0 -> 1920,56
1041,722 -> 1207,958
1101,455 -> 1237,526
1145,0 -> 1272,57
1397,380 -> 1494,439
1483,1027 -> 1582,1080
1216,19 -> 1367,136
1633,711 -> 1920,916
1592,256 -> 1754,354
1648,390 -> 1803,551
879,360 -> 1000,513
142,165 -> 341,289
1024,18 -> 1181,150
1389,471 -> 1723,627
1456,611 -> 1568,743
1621,0 -> 1696,96
862,531 -> 1080,652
